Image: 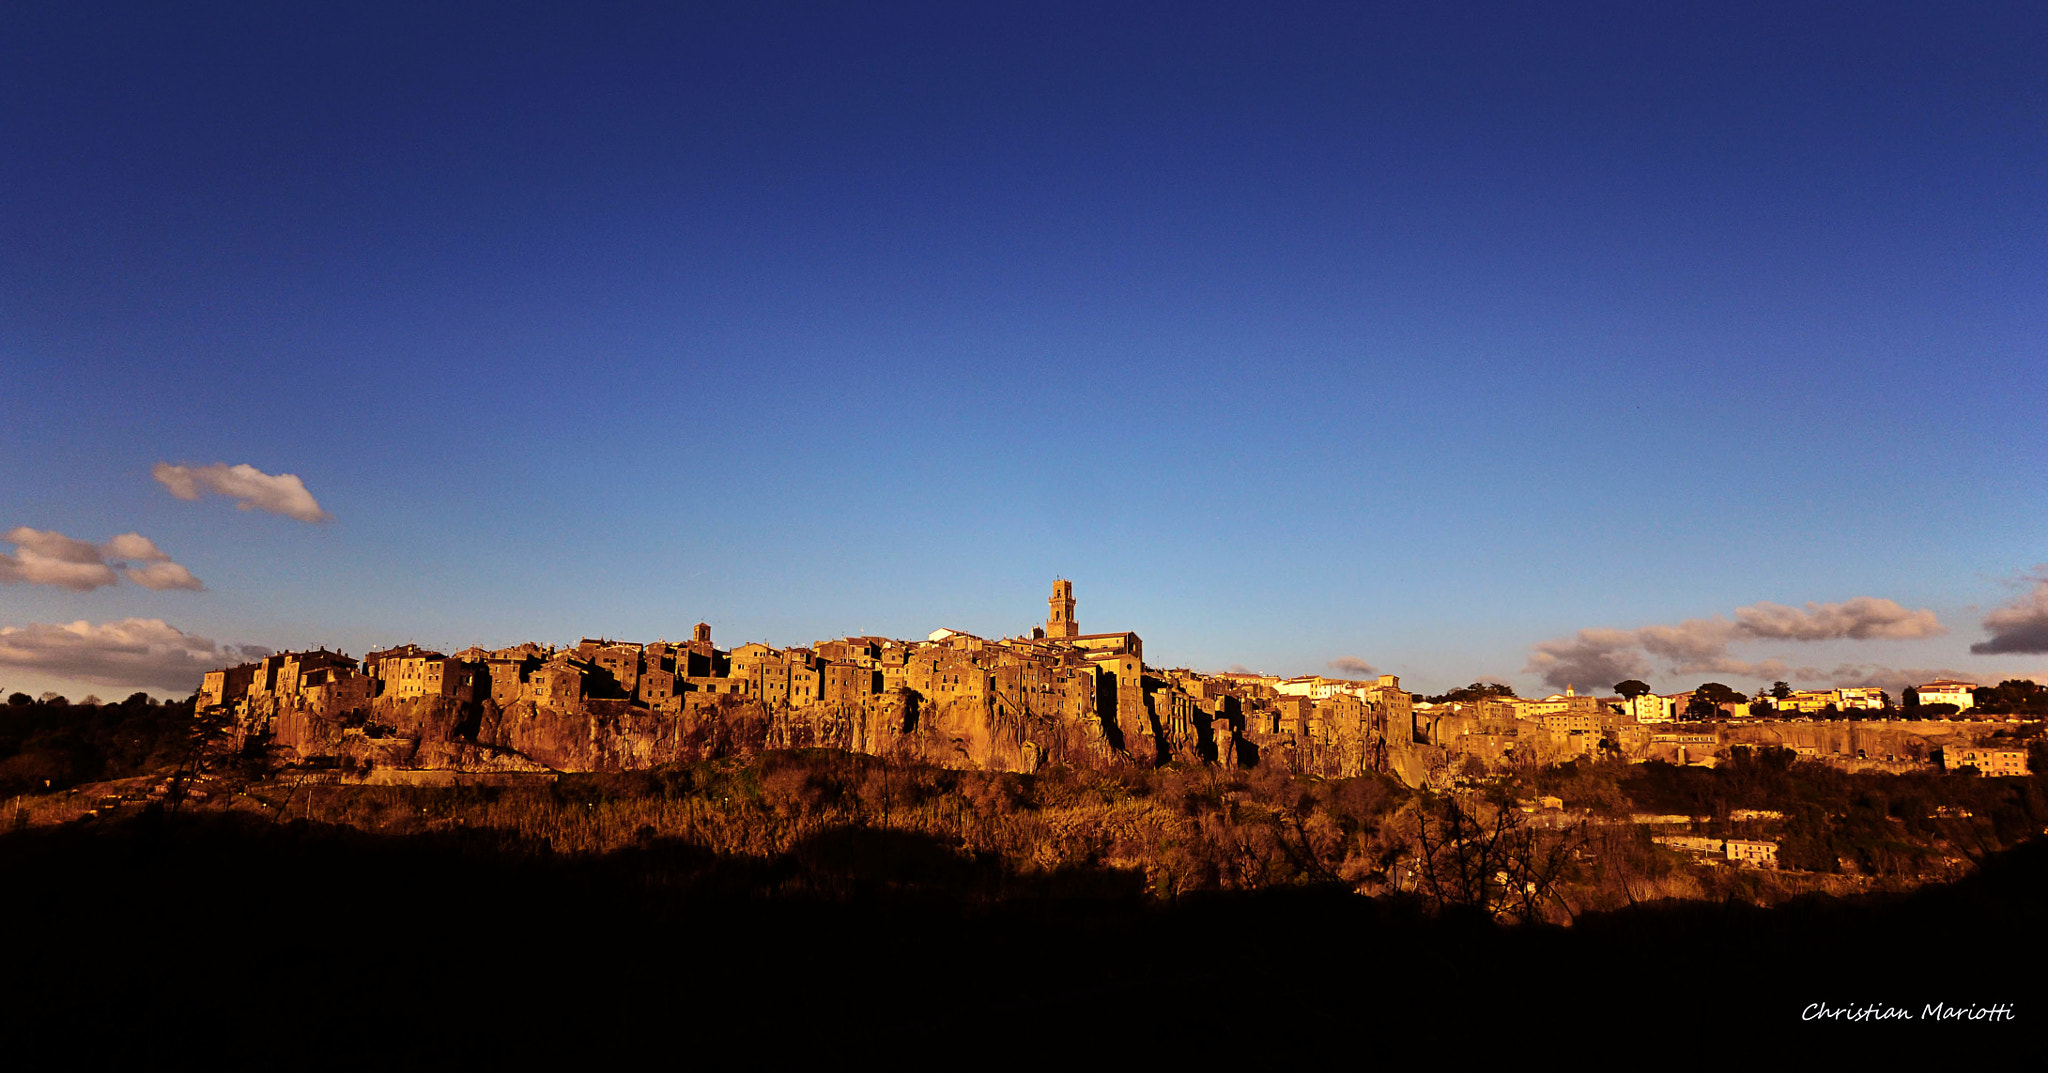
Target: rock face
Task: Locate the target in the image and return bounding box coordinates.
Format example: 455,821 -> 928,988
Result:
234,683 -> 1442,783
203,590 -> 1431,783
232,693 -> 551,774
220,638 -> 1434,783
229,682 -> 2028,787
236,689 -> 1128,776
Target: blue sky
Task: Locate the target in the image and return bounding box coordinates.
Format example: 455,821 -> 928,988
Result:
4,2 -> 2045,699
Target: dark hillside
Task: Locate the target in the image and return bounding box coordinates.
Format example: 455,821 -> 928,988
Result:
2,807 -> 2032,1062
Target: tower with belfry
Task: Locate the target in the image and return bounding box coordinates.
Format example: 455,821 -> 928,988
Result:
1047,578 -> 1078,640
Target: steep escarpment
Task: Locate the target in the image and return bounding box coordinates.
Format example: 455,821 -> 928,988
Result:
236,689 -> 1117,775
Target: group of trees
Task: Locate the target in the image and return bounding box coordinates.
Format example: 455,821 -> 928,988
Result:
271,751 -> 1613,921
0,693 -> 196,796
1614,679 -> 1764,719
277,753 -> 1417,901
1427,681 -> 1518,703
1614,745 -> 2048,874
275,740 -> 2048,913
1686,683 -> 1749,720
1943,680 -> 2048,717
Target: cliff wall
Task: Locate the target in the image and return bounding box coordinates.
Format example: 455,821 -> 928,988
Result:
238,688 -> 1125,776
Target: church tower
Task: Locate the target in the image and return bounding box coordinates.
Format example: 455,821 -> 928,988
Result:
1048,578 -> 1077,640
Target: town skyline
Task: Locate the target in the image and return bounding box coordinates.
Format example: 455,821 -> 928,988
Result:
5,5 -> 2046,701
3,543 -> 2042,704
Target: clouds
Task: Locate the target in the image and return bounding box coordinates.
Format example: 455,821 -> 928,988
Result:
1525,628 -> 1655,691
1735,598 -> 1945,641
0,528 -> 117,590
1328,656 -> 1377,677
96,532 -> 204,590
0,528 -> 202,591
124,560 -> 205,591
3,460 -> 324,598
1971,569 -> 2048,655
153,462 -> 331,522
1524,597 -> 1945,690
0,619 -> 258,690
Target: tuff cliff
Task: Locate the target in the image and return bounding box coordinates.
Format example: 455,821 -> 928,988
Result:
235,689 -> 1132,777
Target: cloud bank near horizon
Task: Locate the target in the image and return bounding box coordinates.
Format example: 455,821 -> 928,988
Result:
0,619 -> 269,691
0,528 -> 202,591
1972,569 -> 2048,655
1524,597 -> 1946,691
153,462 -> 331,522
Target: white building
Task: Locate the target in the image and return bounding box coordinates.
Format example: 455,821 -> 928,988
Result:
1630,693 -> 1676,723
1916,680 -> 1978,710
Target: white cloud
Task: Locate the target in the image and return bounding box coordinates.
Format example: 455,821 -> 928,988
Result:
124,561 -> 204,591
1524,596 -> 1946,690
0,618 -> 251,690
1971,569 -> 2048,655
0,530 -> 120,589
153,462 -> 331,522
7,527 -> 107,564
0,527 -> 202,591
102,532 -> 170,562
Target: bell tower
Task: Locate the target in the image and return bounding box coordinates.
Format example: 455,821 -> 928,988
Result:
1047,578 -> 1078,641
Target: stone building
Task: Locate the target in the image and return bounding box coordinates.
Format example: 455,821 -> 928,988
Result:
1942,745 -> 2030,776
201,649 -> 371,714
1724,839 -> 1780,868
198,663 -> 256,710
1047,578 -> 1078,641
638,669 -> 677,708
531,657 -> 588,707
193,648 -> 376,732
188,580 -> 1443,783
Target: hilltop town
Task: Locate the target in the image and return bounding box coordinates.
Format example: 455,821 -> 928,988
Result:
10,579 -> 2046,1002
195,580 -> 2034,789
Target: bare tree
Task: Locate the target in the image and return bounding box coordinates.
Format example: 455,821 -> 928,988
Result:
1413,792 -> 1582,924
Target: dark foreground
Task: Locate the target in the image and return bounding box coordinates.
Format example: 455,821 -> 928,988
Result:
2,811 -> 2034,1063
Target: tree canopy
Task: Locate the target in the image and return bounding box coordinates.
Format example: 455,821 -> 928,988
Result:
1428,682 -> 1519,703
1973,679 -> 2047,716
1694,682 -> 1747,705
1683,682 -> 1746,720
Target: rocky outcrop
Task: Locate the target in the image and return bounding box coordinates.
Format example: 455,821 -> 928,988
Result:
237,687 -> 1122,776
229,669 -> 1462,786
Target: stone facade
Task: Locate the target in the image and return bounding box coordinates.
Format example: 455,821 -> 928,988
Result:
1047,579 -> 1077,641
199,581 -> 1431,781
206,581 -> 2035,789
